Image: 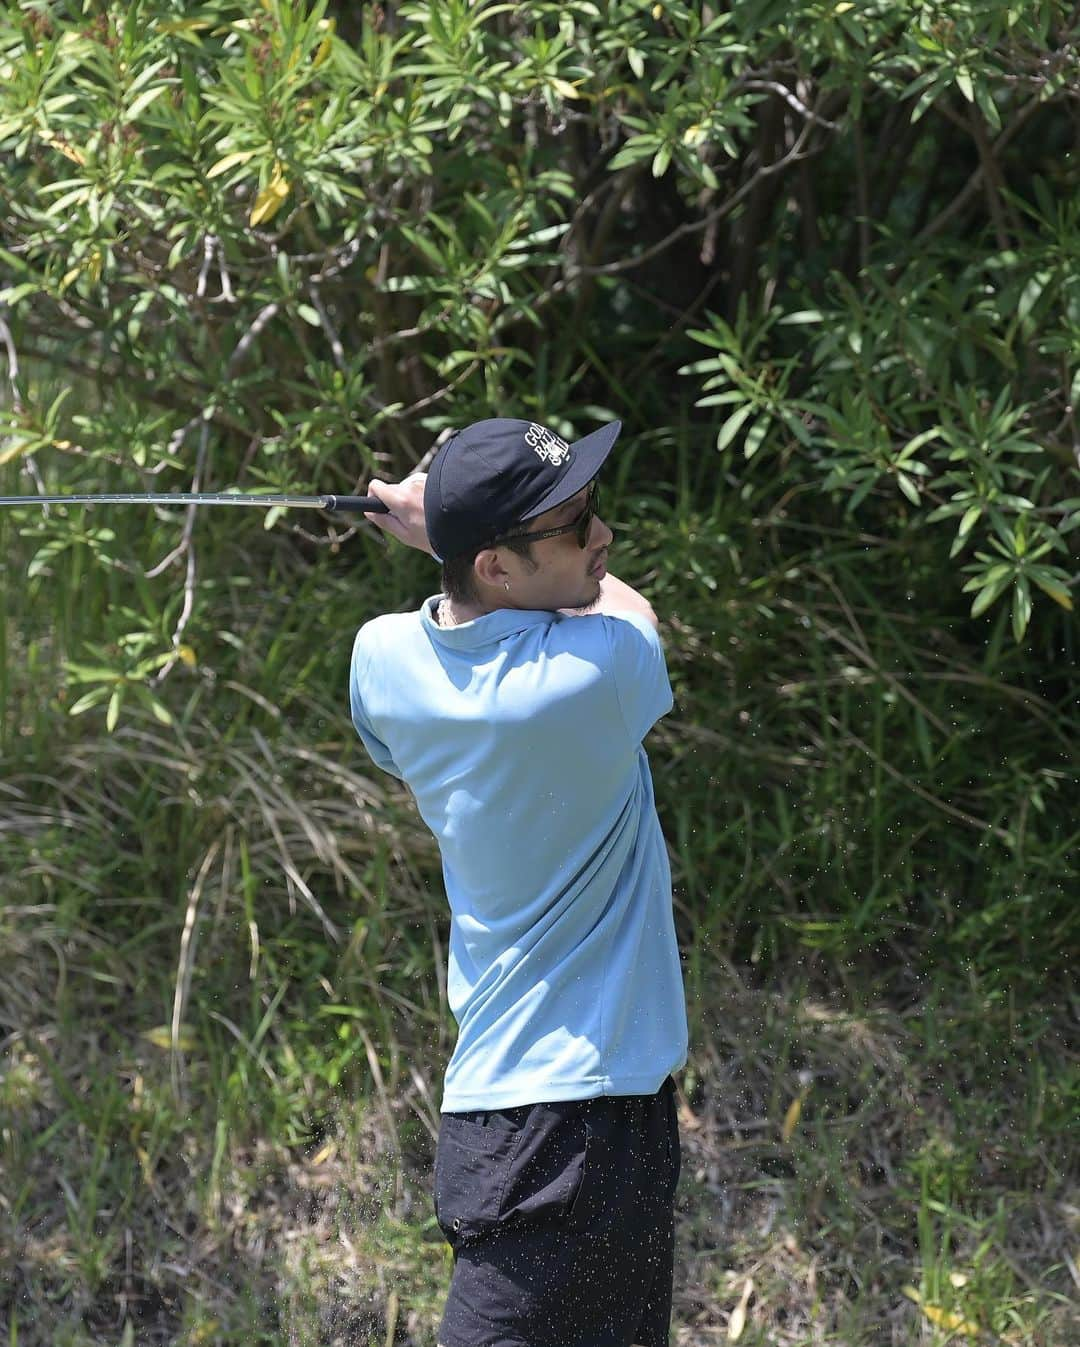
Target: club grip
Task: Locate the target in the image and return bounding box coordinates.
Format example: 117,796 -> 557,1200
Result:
323,494 -> 390,514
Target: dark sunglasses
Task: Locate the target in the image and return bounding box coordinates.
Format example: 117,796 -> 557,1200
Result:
489,483 -> 599,551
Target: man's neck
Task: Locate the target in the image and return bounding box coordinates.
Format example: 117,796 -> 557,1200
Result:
439,595 -> 496,626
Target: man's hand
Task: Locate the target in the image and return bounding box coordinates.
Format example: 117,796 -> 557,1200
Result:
364,474 -> 434,555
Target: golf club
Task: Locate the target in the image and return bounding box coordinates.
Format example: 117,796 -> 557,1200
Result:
0,491 -> 389,513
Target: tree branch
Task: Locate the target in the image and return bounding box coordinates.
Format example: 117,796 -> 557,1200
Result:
741,79 -> 840,130
914,95 -> 1042,245
967,108 -> 1018,250
0,307 -> 24,413
565,109 -> 826,282
853,116 -> 871,275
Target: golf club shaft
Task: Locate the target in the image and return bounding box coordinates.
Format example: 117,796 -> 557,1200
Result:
0,491 -> 389,513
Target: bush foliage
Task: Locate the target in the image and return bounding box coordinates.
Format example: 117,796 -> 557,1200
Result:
1,0 -> 1077,638
2,0 -> 1076,951
1,0 -> 1076,974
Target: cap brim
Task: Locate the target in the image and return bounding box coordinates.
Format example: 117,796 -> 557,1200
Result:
519,420 -> 622,520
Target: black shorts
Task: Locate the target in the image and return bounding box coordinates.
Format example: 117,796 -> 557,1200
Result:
433,1076 -> 681,1347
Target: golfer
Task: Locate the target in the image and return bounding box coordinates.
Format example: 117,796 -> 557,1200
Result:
350,417 -> 688,1347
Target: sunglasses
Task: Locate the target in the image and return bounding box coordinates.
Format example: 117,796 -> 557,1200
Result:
489,482 -> 600,551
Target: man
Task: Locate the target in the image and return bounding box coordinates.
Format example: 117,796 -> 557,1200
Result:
350,417 -> 688,1347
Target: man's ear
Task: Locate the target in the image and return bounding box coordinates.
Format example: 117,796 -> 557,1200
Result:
472,547 -> 511,589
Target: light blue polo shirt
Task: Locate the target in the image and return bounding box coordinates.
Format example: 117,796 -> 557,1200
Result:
348,595 -> 687,1111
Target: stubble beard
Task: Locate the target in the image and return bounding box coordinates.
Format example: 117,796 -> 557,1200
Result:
569,578 -> 603,613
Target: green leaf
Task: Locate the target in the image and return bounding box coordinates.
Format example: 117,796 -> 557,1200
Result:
716,403 -> 753,451
68,688 -> 111,717
141,1024 -> 197,1050
1016,270 -> 1051,325
125,83 -> 170,121
910,78 -> 944,123
961,563 -> 1007,593
141,690 -> 175,726
743,416 -> 769,460
550,78 -> 581,101
687,324 -> 737,351
970,571 -> 1013,617
959,505 -> 982,538
1030,576 -> 1073,610
1011,575 -> 1032,641
975,81 -> 1001,130
0,282 -> 40,305
897,427 -> 941,461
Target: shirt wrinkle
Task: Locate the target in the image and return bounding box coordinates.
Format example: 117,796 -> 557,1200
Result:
349,595 -> 687,1111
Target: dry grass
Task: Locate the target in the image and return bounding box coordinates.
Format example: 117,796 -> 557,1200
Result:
670,983 -> 1077,1346
2,614 -> 1076,1344
2,903 -> 1075,1346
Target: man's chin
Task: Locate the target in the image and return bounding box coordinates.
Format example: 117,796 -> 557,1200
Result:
572,582 -> 603,613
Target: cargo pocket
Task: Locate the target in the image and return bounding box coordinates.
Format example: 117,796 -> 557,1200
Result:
564,1119 -> 593,1225
500,1110 -> 593,1230
434,1115 -> 523,1249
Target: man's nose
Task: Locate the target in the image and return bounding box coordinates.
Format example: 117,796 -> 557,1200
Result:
589,514 -> 614,548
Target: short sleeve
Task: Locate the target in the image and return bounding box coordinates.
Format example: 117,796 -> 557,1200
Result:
349,629 -> 404,779
601,612 -> 673,744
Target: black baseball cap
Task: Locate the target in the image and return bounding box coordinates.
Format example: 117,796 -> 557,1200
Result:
424,417 -> 621,561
